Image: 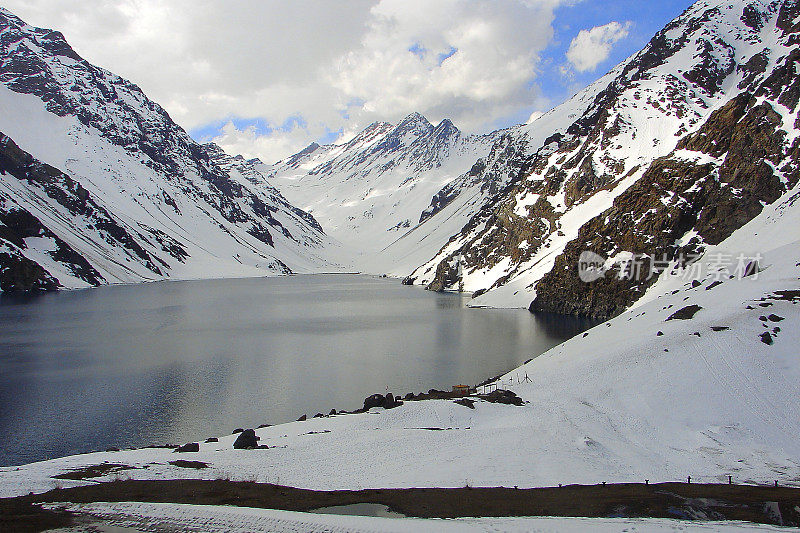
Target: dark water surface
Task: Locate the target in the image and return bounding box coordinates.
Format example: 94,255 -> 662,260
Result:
0,275 -> 595,466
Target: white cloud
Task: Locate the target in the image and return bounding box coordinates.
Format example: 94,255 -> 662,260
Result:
210,121 -> 321,163
566,20 -> 631,73
526,111 -> 544,124
3,0 -> 572,162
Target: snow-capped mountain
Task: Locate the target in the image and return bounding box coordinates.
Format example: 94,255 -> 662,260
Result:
266,112 -> 505,274
0,8 -> 333,292
406,0 -> 800,317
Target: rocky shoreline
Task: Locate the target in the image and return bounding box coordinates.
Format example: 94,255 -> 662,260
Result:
168,385 -> 526,453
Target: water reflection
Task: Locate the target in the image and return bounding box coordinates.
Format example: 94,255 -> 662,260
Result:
531,311 -> 600,340
0,275 -> 595,466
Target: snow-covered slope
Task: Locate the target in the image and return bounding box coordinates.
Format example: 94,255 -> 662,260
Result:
266,114 -> 504,274
0,8 -> 335,292
4,170 -> 798,497
43,502 -> 800,533
407,0 -> 800,316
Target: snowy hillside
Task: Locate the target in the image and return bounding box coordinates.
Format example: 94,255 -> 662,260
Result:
0,8 -> 335,292
407,0 -> 800,316
266,113 -> 505,274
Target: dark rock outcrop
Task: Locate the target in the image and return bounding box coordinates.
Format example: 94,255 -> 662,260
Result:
479,389 -> 524,406
667,305 -> 703,321
531,91 -> 796,318
362,393 -> 402,411
232,429 -> 260,449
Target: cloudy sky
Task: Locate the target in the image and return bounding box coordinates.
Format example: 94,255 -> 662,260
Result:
5,0 -> 692,163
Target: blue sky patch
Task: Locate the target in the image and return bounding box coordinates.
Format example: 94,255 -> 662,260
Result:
191,115 -> 308,143
533,0 -> 694,112
437,46 -> 458,65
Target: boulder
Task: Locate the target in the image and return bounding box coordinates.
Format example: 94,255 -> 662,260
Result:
233,429 -> 260,449
666,305 -> 702,321
174,442 -> 199,453
384,392 -> 402,409
297,414 -> 307,421
363,394 -> 386,410
454,398 -> 476,409
204,437 -> 218,443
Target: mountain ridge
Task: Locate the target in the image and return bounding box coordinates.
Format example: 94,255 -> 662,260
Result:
0,8 -> 335,292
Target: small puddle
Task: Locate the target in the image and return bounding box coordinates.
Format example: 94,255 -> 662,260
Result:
309,503 -> 406,518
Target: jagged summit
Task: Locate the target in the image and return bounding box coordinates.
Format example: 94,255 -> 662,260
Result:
395,111 -> 433,130
432,118 -> 459,139
266,110 -> 498,260
298,141 -> 321,154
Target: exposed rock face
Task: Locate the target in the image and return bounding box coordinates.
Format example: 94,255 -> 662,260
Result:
409,0 -> 800,318
0,8 -> 327,292
0,132 -> 161,281
0,248 -> 59,293
531,89 -> 797,318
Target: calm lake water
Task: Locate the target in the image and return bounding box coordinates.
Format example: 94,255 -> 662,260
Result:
0,274 -> 594,466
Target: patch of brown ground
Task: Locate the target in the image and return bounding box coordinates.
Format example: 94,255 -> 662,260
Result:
0,499 -> 74,532
2,480 -> 798,529
52,463 -> 136,480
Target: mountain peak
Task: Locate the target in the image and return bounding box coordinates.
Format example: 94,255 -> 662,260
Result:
433,118 -> 458,135
0,7 -> 23,23
398,112 -> 432,128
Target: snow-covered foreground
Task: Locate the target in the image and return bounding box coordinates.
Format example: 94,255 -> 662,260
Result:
44,501 -> 800,533
2,182 -> 799,499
